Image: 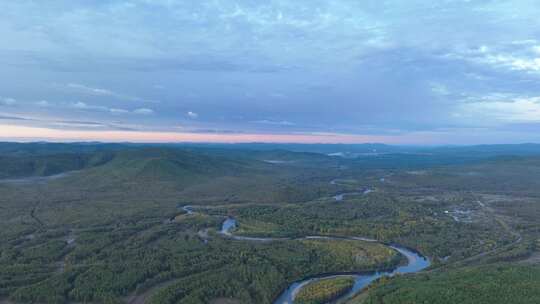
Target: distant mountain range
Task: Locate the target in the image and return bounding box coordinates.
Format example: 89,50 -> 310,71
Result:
4,141 -> 540,156
2,142 -> 540,180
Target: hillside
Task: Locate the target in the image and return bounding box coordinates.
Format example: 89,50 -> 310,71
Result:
0,152 -> 114,179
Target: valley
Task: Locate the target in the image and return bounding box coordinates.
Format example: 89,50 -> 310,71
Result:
0,143 -> 539,303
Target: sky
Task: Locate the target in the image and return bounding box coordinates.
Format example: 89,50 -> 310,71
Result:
1,0 -> 540,144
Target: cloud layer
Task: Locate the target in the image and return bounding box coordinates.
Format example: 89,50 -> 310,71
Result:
1,1 -> 540,143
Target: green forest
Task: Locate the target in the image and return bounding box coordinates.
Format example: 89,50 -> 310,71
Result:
1,143 -> 540,303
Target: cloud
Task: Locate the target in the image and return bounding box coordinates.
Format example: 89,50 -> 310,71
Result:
0,114 -> 31,121
460,93 -> 518,104
252,119 -> 295,126
446,43 -> 540,73
67,83 -> 113,96
133,108 -> 154,115
481,54 -> 540,73
35,100 -> 50,107
509,57 -> 540,72
457,95 -> 540,123
430,83 -> 450,96
71,101 -> 107,111
3,1 -> 540,143
65,83 -> 153,102
71,101 -> 87,109
0,112 -> 140,131
0,97 -> 16,106
51,121 -> 107,129
71,101 -> 152,115
110,108 -> 130,114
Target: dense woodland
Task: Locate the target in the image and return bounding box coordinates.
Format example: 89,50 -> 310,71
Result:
353,265 -> 540,304
1,143 -> 540,303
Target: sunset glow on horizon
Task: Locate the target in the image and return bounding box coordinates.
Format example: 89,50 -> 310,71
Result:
0,124 -> 409,144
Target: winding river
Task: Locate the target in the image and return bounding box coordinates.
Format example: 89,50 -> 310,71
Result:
218,217 -> 430,304
333,188 -> 373,201
330,180 -> 374,202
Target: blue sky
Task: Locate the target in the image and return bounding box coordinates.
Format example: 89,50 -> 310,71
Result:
1,0 -> 540,144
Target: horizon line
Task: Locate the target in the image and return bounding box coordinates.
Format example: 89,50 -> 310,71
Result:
1,124 -> 539,146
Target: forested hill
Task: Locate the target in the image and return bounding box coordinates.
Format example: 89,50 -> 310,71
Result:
3,142 -> 540,180
0,146 -> 261,180
0,152 -> 114,179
